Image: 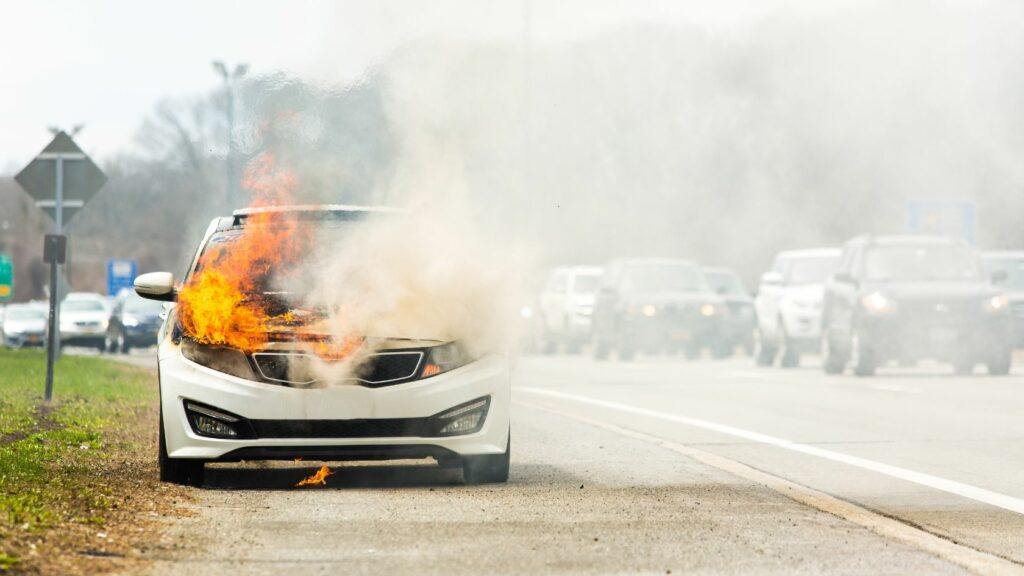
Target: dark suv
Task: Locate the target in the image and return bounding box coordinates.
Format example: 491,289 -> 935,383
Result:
822,235 -> 1012,376
591,258 -> 726,360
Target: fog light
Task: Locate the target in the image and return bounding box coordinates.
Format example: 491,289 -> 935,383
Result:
185,401 -> 242,439
434,397 -> 489,437
192,414 -> 238,437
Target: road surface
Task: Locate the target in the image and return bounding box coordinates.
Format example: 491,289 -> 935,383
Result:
116,351 -> 1024,575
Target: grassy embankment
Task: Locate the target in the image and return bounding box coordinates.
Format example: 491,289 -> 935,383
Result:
0,349 -> 178,574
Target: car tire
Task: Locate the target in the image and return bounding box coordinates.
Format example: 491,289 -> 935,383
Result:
593,339 -> 611,360
618,345 -> 636,362
754,327 -> 776,366
120,333 -> 131,355
462,434 -> 510,485
987,353 -> 1011,376
159,411 -> 205,487
851,333 -> 876,377
822,332 -> 846,375
953,358 -> 975,375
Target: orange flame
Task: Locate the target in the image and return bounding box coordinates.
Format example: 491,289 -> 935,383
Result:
295,465 -> 334,487
177,155 -> 309,353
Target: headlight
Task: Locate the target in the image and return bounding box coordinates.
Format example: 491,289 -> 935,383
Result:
983,294 -> 1009,314
180,338 -> 256,380
699,303 -> 717,317
519,306 -> 533,319
641,304 -> 657,317
419,341 -> 473,379
861,292 -> 897,315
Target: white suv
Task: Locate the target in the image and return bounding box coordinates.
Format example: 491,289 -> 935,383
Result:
536,266 -> 603,353
135,206 -> 511,486
754,248 -> 840,367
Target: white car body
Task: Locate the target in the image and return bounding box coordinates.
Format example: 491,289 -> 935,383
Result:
754,248 -> 841,365
147,206 -> 511,485
59,293 -> 110,348
537,266 -> 604,349
1,304 -> 48,347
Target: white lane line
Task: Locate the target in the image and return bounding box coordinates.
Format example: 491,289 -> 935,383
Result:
517,400 -> 1024,576
518,386 -> 1024,516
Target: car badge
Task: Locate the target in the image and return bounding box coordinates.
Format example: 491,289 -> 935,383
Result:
934,303 -> 948,313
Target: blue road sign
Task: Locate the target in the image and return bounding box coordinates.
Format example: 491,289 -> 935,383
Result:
107,259 -> 137,296
907,199 -> 976,245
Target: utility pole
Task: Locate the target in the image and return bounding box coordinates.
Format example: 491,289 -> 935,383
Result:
212,61 -> 248,211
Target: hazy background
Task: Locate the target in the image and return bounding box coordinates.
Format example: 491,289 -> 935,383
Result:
3,0 -> 1024,299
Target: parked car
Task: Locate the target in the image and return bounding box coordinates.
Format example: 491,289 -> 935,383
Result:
591,258 -> 726,360
703,267 -> 755,356
822,235 -> 1011,376
135,205 -> 510,486
536,266 -> 603,353
981,250 -> 1024,348
754,248 -> 841,367
105,289 -> 165,353
59,292 -> 110,351
1,303 -> 48,348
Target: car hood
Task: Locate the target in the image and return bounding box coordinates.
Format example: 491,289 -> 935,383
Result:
864,281 -> 998,300
60,311 -> 108,323
781,283 -> 825,302
3,319 -> 46,332
622,291 -> 721,306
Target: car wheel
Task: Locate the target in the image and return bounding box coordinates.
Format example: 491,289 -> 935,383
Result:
851,332 -> 876,377
159,411 -> 205,487
987,352 -> 1011,376
593,339 -> 611,361
754,327 -> 776,366
462,434 -> 510,485
618,344 -> 636,362
822,331 -> 846,375
953,358 -> 976,375
711,340 -> 733,359
119,332 -> 131,355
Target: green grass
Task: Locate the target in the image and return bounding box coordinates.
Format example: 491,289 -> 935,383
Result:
0,348 -> 153,567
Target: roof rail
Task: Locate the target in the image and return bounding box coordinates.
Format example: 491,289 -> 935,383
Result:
229,204 -> 404,226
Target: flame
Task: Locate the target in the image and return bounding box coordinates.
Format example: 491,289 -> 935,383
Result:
295,465 -> 334,487
177,155 -> 310,353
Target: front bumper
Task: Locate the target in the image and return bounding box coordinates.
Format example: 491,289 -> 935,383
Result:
859,315 -> 1011,361
619,313 -> 722,349
159,348 -> 511,461
2,331 -> 45,347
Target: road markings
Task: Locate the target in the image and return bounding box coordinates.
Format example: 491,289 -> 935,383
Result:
517,399 -> 1024,576
518,387 -> 1024,516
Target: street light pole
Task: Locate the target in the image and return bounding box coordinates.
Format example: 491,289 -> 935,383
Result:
212,61 -> 248,211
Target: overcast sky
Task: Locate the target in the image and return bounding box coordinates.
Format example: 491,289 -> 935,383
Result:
0,0 -> 775,172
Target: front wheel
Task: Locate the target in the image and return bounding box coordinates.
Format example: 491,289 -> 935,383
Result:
463,435 -> 510,485
754,327 -> 776,366
851,332 -> 876,377
159,412 -> 205,487
987,349 -> 1011,376
822,331 -> 846,375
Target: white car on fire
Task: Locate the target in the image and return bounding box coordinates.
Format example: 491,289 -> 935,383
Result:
135,206 -> 511,486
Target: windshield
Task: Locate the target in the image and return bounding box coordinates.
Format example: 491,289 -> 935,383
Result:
620,264 -> 707,293
124,297 -> 166,315
982,257 -> 1024,289
864,244 -> 981,282
781,255 -> 839,284
572,273 -> 602,294
61,300 -> 106,313
5,308 -> 46,321
705,271 -> 746,295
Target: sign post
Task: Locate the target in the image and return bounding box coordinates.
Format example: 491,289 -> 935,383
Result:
43,235 -> 66,402
15,131 -> 106,400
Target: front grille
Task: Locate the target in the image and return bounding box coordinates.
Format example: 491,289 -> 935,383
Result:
250,350 -> 424,387
249,417 -> 430,439
896,298 -> 979,326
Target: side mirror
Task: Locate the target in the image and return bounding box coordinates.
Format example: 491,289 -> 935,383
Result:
759,271 -> 783,287
832,271 -> 857,286
135,272 -> 177,302
991,270 -> 1008,285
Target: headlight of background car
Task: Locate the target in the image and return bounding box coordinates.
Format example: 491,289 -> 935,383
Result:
861,292 -> 897,315
180,338 -> 256,380
420,341 -> 474,378
983,294 -> 1009,314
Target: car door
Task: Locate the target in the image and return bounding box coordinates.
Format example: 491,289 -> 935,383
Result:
539,270 -> 569,335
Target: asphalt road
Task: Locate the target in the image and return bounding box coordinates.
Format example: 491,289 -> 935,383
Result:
108,349 -> 1024,575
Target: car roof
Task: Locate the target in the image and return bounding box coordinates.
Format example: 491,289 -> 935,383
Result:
614,257 -> 698,267
65,292 -> 106,300
551,265 -> 604,276
776,248 -> 840,259
230,204 -> 404,225
702,266 -> 739,275
847,234 -> 969,247
982,250 -> 1024,260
